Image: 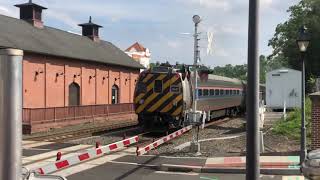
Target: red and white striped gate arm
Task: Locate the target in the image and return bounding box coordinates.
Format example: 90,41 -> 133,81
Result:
36,135 -> 139,175
136,125 -> 192,156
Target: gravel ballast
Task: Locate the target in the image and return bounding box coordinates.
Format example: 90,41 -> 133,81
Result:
65,117 -> 300,157
146,117 -> 300,157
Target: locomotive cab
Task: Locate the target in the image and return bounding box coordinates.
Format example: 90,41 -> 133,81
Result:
133,64 -> 191,131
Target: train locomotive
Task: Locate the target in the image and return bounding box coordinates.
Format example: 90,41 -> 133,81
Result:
133,64 -> 245,131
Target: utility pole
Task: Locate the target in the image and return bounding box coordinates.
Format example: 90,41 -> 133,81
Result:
0,49 -> 23,180
301,53 -> 306,164
246,0 -> 260,179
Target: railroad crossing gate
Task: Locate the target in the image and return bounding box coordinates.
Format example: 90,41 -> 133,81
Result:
22,171 -> 66,180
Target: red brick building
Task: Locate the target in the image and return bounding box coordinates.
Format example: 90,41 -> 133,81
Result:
0,1 -> 143,133
310,92 -> 320,150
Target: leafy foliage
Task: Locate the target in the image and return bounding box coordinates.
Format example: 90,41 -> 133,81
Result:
272,97 -> 312,140
211,64 -> 247,81
268,0 -> 320,92
210,55 -> 285,83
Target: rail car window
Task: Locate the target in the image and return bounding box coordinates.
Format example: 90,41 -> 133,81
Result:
154,80 -> 163,93
198,89 -> 203,96
226,90 -> 230,95
220,89 -> 224,95
204,89 -> 209,96
237,90 -> 240,95
215,89 -> 219,96
233,90 -> 236,95
210,89 -> 214,96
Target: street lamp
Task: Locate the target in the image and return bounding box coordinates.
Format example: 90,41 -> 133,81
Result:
296,25 -> 310,164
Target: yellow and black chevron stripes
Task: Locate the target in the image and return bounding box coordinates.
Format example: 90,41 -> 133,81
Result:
148,92 -> 174,112
135,74 -> 168,113
134,93 -> 145,104
172,106 -> 182,116
134,74 -> 166,104
142,74 -> 153,83
160,94 -> 183,113
168,99 -> 183,116
135,75 -> 180,114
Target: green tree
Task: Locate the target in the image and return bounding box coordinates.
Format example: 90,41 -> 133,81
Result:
268,0 -> 320,92
260,55 -> 267,84
211,64 -> 247,81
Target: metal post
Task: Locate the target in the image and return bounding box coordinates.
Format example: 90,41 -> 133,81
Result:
0,49 -> 23,180
300,54 -> 306,164
192,22 -> 199,118
246,0 -> 260,179
189,15 -> 201,155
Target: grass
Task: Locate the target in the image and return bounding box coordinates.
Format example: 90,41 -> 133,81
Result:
272,97 -> 312,140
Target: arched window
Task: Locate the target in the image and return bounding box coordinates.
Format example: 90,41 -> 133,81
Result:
69,82 -> 80,106
112,85 -> 119,104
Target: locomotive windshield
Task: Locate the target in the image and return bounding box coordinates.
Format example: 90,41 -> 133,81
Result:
151,66 -> 171,73
154,80 -> 163,93
136,82 -> 147,94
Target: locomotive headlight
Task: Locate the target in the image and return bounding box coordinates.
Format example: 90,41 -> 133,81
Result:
139,99 -> 144,104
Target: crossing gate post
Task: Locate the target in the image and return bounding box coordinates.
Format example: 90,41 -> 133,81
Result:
56,152 -> 62,161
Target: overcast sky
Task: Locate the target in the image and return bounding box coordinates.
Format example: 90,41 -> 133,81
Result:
0,0 -> 299,67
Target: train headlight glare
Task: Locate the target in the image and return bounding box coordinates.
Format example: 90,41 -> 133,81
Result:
139,99 -> 144,104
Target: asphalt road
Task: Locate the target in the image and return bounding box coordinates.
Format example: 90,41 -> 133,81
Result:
66,160 -> 285,180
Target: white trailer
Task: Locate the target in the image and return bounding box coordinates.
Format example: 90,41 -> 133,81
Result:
266,68 -> 301,110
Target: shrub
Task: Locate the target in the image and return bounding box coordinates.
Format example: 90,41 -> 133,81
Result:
272,97 -> 312,140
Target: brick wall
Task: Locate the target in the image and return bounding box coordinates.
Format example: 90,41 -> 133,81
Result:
23,52 -> 140,108
310,92 -> 320,150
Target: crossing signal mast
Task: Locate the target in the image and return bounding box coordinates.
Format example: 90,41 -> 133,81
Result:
184,15 -> 203,155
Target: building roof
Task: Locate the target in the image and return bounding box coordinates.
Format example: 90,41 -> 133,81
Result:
125,42 -> 146,52
14,0 -> 47,10
78,16 -> 102,28
0,14 -> 144,69
267,67 -> 301,75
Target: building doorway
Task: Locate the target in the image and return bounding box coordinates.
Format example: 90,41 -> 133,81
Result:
112,85 -> 119,104
69,82 -> 80,106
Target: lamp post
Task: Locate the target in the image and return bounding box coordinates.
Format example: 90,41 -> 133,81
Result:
246,0 -> 260,179
296,25 -> 310,164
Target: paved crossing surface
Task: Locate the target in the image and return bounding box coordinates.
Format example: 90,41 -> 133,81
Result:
22,140 -> 306,180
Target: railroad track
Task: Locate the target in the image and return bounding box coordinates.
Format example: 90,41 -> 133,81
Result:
204,117 -> 232,128
24,121 -> 138,142
23,117 -> 236,170
24,115 -> 233,143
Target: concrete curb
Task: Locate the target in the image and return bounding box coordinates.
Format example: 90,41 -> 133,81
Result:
158,164 -> 302,175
